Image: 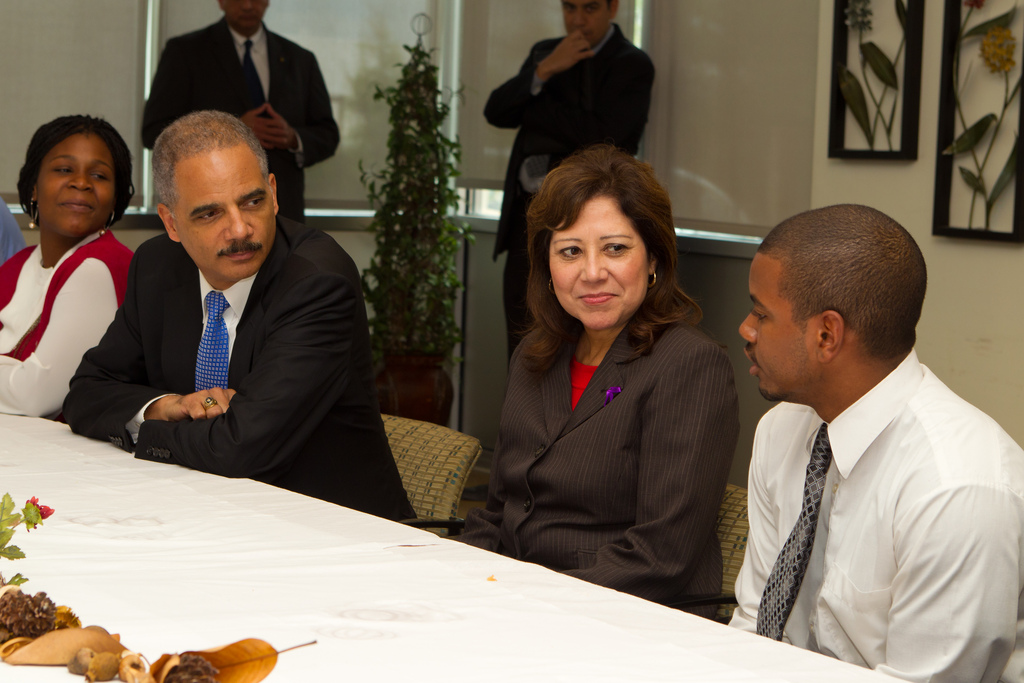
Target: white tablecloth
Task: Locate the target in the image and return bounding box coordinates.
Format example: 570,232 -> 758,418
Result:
0,415 -> 888,682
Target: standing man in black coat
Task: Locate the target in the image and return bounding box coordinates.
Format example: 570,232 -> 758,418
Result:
487,0 -> 654,357
65,111 -> 412,521
142,0 -> 339,223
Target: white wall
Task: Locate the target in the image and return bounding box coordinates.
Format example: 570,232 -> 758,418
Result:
809,0 -> 1024,443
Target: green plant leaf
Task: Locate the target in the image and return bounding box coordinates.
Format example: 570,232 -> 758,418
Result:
943,113 -> 998,154
861,42 -> 899,89
359,39 -> 470,361
837,64 -> 874,147
21,503 -> 41,529
964,7 -> 1017,39
0,544 -> 25,560
1,493 -> 15,521
895,0 -> 907,29
959,166 -> 986,193
0,528 -> 12,547
987,137 -> 1017,211
7,573 -> 27,586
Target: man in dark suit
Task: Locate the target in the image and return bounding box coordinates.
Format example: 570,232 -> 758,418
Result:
64,110 -> 412,521
486,0 -> 654,357
142,0 -> 339,223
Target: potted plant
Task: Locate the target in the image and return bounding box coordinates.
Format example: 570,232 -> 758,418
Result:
361,23 -> 470,426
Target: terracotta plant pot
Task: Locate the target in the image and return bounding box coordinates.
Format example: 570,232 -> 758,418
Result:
376,355 -> 453,426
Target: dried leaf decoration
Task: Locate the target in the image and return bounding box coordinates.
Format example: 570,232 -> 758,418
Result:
2,625 -> 124,665
0,637 -> 32,659
151,639 -> 278,683
54,605 -> 81,630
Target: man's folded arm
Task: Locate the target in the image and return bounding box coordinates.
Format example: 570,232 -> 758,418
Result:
484,48 -> 546,129
64,258 -> 168,450
134,269 -> 356,480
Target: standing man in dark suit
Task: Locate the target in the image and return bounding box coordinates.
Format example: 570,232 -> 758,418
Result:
65,110 -> 412,521
487,0 -> 654,357
142,0 -> 339,223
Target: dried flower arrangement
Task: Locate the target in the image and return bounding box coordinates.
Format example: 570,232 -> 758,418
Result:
0,493 -> 307,681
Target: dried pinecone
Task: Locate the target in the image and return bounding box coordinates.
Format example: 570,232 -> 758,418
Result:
164,653 -> 219,683
0,590 -> 56,638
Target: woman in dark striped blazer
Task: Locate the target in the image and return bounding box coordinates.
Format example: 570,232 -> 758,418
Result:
461,145 -> 739,614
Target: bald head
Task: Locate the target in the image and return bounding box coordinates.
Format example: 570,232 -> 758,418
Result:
758,204 -> 927,361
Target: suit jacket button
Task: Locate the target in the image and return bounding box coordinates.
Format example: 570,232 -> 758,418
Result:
534,446 -> 545,457
109,436 -> 122,447
146,447 -> 156,457
523,497 -> 532,512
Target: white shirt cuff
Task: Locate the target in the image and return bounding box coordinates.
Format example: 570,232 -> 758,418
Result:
127,395 -> 172,444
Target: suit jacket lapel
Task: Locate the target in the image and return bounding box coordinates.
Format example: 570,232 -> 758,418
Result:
163,252 -> 202,392
229,220 -> 287,385
558,329 -> 632,439
266,30 -> 287,106
589,24 -> 625,87
211,19 -> 253,109
539,344 -> 573,444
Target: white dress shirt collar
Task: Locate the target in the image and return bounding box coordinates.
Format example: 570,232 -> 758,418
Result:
227,24 -> 266,52
592,24 -> 616,54
825,349 -> 924,478
199,272 -> 257,327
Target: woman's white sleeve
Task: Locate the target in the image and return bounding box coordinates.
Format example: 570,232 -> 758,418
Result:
0,259 -> 119,418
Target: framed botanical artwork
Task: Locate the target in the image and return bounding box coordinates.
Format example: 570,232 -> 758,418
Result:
828,0 -> 925,159
934,0 -> 1024,241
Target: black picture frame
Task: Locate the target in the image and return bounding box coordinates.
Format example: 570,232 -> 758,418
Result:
934,0 -> 1024,242
827,0 -> 924,159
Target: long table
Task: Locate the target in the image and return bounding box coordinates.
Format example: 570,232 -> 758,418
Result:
0,415 -> 888,682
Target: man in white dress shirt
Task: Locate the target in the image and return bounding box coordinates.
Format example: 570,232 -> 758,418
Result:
730,203 -> 1024,682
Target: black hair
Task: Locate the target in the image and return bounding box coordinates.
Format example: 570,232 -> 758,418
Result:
17,115 -> 134,224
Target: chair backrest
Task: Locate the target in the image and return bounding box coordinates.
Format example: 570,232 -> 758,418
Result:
717,483 -> 750,621
382,414 -> 483,521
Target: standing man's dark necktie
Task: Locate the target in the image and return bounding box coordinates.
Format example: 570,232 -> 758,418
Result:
757,422 -> 833,641
243,39 -> 265,107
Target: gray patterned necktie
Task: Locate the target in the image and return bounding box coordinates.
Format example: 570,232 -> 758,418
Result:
756,422 -> 833,641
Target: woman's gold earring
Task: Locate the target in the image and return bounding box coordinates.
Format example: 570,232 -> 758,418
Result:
647,272 -> 657,289
28,200 -> 38,230
548,279 -> 554,293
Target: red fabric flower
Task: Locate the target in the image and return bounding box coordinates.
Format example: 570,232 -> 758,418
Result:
26,496 -> 55,520
965,0 -> 986,8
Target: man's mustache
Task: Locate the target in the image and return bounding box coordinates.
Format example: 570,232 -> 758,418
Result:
218,240 -> 263,256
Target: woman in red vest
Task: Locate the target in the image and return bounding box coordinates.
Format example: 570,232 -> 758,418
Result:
0,116 -> 134,418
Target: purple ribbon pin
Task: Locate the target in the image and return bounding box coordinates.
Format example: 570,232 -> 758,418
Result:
604,386 -> 622,406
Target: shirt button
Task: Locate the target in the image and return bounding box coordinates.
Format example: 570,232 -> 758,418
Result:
832,483 -> 839,494
523,497 -> 532,512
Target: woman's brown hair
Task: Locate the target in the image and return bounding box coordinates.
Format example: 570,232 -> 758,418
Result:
521,144 -> 701,373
